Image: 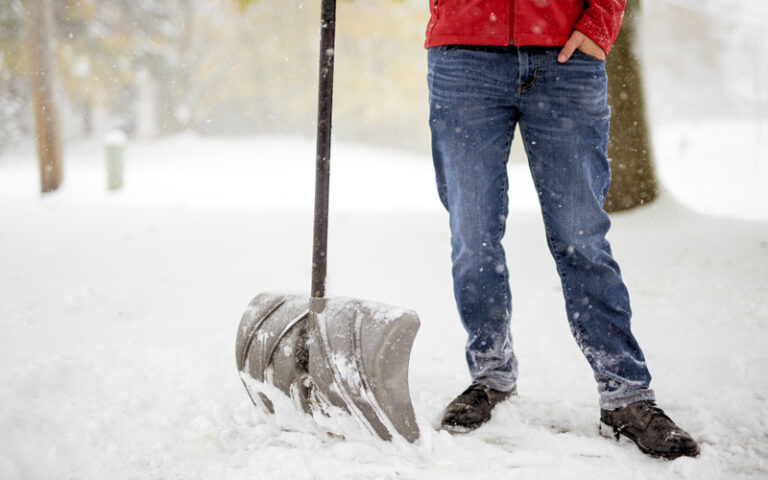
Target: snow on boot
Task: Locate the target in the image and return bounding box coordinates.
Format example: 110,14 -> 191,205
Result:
440,382 -> 516,433
599,400 -> 700,459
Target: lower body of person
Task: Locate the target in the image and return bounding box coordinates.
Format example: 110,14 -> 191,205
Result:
427,44 -> 698,460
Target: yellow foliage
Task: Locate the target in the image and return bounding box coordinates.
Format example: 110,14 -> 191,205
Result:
210,0 -> 430,148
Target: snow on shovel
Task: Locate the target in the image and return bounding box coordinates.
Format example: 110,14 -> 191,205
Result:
235,0 -> 420,443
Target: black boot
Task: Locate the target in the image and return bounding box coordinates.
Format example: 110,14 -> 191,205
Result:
600,401 -> 700,459
441,382 -> 516,433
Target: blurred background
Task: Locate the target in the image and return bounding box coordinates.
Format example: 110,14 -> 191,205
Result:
1,0 -> 430,153
5,0 -> 767,222
1,0 -> 766,156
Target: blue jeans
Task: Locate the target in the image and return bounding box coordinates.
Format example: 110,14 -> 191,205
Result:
428,45 -> 655,410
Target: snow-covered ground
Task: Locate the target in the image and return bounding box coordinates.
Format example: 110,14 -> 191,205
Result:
1,128 -> 766,479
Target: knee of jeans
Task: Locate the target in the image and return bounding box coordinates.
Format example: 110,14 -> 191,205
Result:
548,225 -> 610,267
546,202 -> 610,249
451,234 -> 506,271
453,249 -> 498,277
450,204 -> 506,239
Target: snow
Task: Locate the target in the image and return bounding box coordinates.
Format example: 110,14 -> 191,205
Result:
1,131 -> 767,479
653,121 -> 768,222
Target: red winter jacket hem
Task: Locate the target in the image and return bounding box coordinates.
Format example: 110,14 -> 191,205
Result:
426,32 -> 573,49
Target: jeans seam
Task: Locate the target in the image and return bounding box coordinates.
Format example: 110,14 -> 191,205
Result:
496,116 -> 516,327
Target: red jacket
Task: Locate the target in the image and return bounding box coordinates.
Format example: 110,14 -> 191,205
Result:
425,0 -> 625,55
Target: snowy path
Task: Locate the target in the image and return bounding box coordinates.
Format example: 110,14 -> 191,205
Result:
1,136 -> 767,479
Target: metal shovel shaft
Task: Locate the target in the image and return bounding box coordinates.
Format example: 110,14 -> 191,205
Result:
311,0 -> 336,299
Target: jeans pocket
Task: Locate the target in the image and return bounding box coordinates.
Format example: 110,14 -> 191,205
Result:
573,49 -> 605,63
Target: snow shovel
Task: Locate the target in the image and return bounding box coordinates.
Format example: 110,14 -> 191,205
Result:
235,0 -> 420,443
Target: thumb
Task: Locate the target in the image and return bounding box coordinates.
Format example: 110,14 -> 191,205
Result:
558,33 -> 582,63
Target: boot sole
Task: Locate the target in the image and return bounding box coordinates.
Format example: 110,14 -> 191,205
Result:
441,421 -> 485,434
599,421 -> 698,460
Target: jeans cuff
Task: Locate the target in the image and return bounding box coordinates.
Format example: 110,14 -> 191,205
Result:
599,388 -> 656,411
473,374 -> 517,393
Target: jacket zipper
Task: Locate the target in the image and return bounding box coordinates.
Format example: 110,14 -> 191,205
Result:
508,0 -> 514,45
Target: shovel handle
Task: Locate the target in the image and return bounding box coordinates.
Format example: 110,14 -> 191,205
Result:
311,0 -> 336,299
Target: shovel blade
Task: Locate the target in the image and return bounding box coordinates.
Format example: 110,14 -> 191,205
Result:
236,292 -> 311,414
308,297 -> 420,443
235,292 -> 420,443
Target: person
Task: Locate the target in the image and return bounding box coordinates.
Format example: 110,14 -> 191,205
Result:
425,0 -> 699,459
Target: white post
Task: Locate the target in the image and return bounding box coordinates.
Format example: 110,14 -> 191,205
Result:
104,130 -> 126,191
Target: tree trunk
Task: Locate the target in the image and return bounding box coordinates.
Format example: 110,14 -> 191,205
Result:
28,0 -> 63,193
604,0 -> 657,212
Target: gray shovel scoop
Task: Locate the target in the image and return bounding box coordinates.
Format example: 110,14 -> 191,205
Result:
234,0 -> 420,443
